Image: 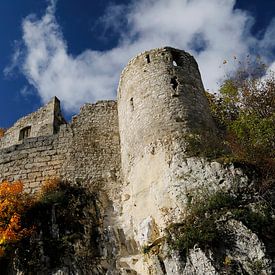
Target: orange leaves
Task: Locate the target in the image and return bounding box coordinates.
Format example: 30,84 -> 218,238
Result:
0,214 -> 21,244
0,213 -> 33,244
0,181 -> 34,257
40,178 -> 61,194
0,181 -> 25,227
0,179 -> 63,258
0,128 -> 5,139
36,178 -> 62,203
0,181 -> 23,198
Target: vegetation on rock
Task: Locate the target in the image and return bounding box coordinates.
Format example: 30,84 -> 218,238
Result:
166,188 -> 275,273
0,179 -> 102,274
205,62 -> 275,186
0,181 -> 34,258
166,191 -> 235,256
168,61 -> 275,273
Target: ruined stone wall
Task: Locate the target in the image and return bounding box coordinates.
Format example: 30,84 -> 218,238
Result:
0,97 -> 66,149
0,125 -> 71,193
62,100 -> 121,189
0,100 -> 120,194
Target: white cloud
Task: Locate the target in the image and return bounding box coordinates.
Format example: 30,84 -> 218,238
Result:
20,0 -> 123,112
4,41 -> 23,77
20,86 -> 34,97
7,0 -> 275,113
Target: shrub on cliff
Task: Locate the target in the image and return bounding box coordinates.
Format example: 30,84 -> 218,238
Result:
167,189 -> 275,271
0,181 -> 34,259
166,191 -> 236,257
13,179 -> 101,273
0,179 -> 102,273
207,63 -> 275,182
0,128 -> 5,139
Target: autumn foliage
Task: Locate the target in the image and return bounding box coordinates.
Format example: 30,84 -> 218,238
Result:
0,128 -> 5,139
0,181 -> 34,257
0,179 -> 65,260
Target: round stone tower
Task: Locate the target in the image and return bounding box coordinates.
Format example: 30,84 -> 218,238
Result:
117,47 -> 217,240
118,47 -> 216,173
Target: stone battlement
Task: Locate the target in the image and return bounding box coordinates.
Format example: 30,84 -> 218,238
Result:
0,100 -> 120,193
0,97 -> 66,149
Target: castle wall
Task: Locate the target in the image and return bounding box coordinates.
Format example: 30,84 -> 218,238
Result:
0,100 -> 120,194
0,125 -> 71,193
0,48 -> 272,275
62,100 -> 121,189
0,97 -> 66,149
0,48 -> 217,256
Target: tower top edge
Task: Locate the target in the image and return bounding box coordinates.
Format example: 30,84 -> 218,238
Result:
119,47 -> 193,80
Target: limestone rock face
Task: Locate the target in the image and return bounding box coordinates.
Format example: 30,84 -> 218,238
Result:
224,219 -> 272,274
110,156 -> 273,275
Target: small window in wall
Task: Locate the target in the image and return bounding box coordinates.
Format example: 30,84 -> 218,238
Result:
170,76 -> 179,91
145,54 -> 150,64
130,97 -> 134,111
19,126 -> 31,141
171,51 -> 182,67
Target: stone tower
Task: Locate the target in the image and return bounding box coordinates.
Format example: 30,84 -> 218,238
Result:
117,47 -> 217,235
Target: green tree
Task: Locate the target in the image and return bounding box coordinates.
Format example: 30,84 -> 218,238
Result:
207,61 -> 275,181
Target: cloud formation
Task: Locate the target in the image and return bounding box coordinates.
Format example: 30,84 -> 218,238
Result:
7,0 -> 275,113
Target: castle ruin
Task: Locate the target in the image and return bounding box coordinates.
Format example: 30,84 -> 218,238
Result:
0,47 -> 216,194
2,47 -> 266,274
0,48 -> 219,273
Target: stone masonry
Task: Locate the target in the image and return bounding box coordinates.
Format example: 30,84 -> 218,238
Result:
0,99 -> 120,193
0,97 -> 66,149
0,128 -> 70,193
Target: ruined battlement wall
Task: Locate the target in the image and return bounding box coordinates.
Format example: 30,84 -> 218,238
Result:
62,100 -> 121,189
0,100 -> 120,193
0,125 -> 71,193
0,97 -> 66,149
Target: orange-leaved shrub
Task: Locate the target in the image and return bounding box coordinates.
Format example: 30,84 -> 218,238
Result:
0,128 -> 5,139
0,181 -> 34,257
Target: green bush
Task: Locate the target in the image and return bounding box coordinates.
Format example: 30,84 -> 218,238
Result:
167,191 -> 236,256
167,190 -> 275,260
206,64 -> 275,184
229,113 -> 275,160
184,131 -> 227,159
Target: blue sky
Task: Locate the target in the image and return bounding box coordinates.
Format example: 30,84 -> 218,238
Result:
1,0 -> 275,128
